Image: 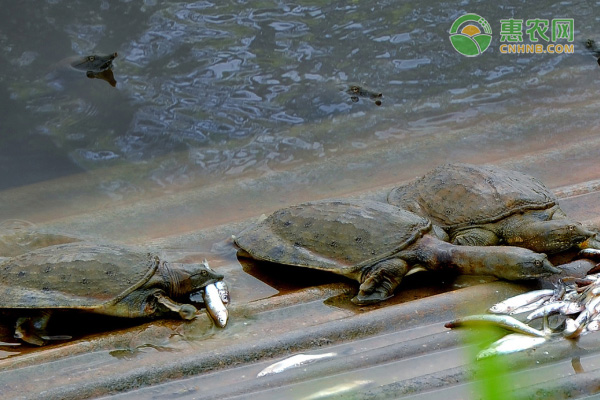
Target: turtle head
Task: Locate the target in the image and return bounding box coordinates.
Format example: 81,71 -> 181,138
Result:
163,260 -> 224,298
507,219 -> 594,254
501,250 -> 561,280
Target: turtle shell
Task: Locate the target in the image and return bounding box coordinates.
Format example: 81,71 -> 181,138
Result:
387,163 -> 557,229
0,243 -> 159,309
234,199 -> 431,274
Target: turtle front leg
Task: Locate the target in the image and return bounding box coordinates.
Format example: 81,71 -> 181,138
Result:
154,293 -> 198,320
353,258 -> 409,305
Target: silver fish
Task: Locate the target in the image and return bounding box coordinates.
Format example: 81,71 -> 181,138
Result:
445,314 -> 546,337
203,283 -> 228,328
477,333 -> 546,360
509,297 -> 549,315
214,280 -> 230,304
257,352 -> 337,377
563,310 -> 590,338
563,318 -> 581,338
526,301 -> 584,321
586,319 -> 600,332
585,295 -> 600,314
488,289 -> 554,314
301,380 -> 373,400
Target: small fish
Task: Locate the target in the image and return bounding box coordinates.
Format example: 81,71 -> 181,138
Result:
488,289 -> 554,314
477,333 -> 547,360
257,352 -> 337,377
0,341 -> 21,347
563,318 -> 582,338
563,310 -> 590,339
203,283 -> 228,328
445,314 -> 546,337
579,248 -> 600,259
509,297 -> 549,315
526,301 -> 584,321
301,380 -> 373,400
215,280 -> 230,304
586,294 -> 600,314
586,319 -> 600,332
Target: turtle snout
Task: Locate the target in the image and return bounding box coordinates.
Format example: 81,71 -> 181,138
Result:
538,256 -> 561,275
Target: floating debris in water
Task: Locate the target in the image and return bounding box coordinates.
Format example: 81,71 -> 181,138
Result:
257,352 -> 337,377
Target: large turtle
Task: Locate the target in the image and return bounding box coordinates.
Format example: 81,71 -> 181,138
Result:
0,242 -> 224,345
234,199 -> 559,305
387,163 -> 600,254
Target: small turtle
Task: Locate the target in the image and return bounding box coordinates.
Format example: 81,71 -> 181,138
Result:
584,39 -> 600,66
387,163 -> 600,254
234,200 -> 559,305
0,242 -> 224,345
346,85 -> 383,106
59,52 -> 118,86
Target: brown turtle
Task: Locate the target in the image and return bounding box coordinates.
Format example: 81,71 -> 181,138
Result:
346,85 -> 383,106
0,242 -> 224,345
234,199 -> 559,305
387,163 -> 600,254
48,52 -> 118,87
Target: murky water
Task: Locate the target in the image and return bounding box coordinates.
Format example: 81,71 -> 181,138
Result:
2,0 -> 599,193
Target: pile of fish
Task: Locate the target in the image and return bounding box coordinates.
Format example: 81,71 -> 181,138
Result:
446,258 -> 600,359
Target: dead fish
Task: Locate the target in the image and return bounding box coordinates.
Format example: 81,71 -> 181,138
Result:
203,283 -> 228,328
586,319 -> 600,332
585,294 -> 600,314
526,301 -> 584,321
509,297 -> 549,315
257,352 -> 337,377
301,380 -> 373,400
477,333 -> 547,360
445,314 -> 546,337
488,289 -> 554,314
215,280 -> 230,304
579,248 -> 600,259
563,318 -> 582,338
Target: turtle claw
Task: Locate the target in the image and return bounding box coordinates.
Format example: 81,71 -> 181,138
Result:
352,291 -> 393,305
155,293 -> 198,320
354,259 -> 408,305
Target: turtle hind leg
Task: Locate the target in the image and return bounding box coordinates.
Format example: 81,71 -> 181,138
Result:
452,228 -> 499,247
14,311 -> 54,346
352,258 -> 409,305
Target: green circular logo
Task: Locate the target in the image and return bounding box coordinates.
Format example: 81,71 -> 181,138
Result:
449,14 -> 492,57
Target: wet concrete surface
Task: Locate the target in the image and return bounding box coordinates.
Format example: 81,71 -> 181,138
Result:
1,148 -> 600,398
